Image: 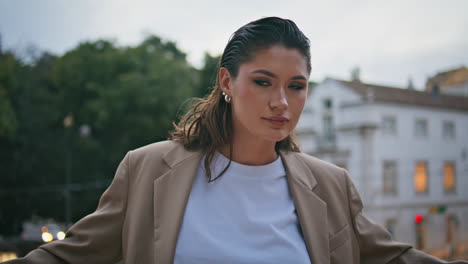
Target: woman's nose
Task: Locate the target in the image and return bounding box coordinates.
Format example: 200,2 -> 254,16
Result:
269,87 -> 288,110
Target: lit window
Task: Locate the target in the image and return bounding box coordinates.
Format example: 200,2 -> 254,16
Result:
442,121 -> 455,139
382,116 -> 397,135
414,119 -> 428,137
443,162 -> 455,193
414,162 -> 428,193
383,160 -> 397,195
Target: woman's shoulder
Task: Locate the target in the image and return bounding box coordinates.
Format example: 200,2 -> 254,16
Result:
127,140 -> 200,166
130,140 -> 179,156
289,151 -> 345,175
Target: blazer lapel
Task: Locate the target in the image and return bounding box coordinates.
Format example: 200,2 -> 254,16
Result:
281,151 -> 330,264
153,144 -> 203,264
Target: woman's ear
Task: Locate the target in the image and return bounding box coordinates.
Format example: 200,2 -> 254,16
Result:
218,67 -> 233,96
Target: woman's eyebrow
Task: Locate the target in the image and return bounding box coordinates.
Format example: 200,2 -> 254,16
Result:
251,69 -> 276,78
250,69 -> 307,81
291,75 -> 308,81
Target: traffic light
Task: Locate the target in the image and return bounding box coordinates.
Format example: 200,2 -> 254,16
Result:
428,205 -> 447,214
414,214 -> 425,250
414,214 -> 423,223
438,205 -> 447,213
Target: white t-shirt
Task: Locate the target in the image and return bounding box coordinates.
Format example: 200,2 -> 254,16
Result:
173,152 -> 311,264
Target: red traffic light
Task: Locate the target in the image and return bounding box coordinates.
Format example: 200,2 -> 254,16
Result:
414,214 -> 423,223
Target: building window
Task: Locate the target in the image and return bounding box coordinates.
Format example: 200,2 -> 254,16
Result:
442,121 -> 455,139
414,119 -> 428,137
382,116 -> 397,135
322,115 -> 335,142
443,162 -> 456,193
323,98 -> 333,109
414,161 -> 428,193
383,160 -> 397,195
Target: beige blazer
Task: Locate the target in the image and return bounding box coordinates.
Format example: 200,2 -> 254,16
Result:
11,141 -> 467,264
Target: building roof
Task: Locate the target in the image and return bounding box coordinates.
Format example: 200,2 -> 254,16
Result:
331,78 -> 468,112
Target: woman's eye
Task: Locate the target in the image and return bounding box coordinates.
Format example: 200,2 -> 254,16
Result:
254,80 -> 270,86
289,84 -> 305,90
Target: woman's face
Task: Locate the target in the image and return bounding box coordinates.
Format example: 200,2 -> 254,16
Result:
220,45 -> 309,144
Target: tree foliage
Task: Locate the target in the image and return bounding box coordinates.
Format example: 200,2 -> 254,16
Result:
0,35 -> 215,236
195,52 -> 221,98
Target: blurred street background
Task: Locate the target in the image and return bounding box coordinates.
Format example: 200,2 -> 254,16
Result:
0,0 -> 467,261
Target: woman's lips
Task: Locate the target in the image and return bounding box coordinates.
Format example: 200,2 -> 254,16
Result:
262,116 -> 290,126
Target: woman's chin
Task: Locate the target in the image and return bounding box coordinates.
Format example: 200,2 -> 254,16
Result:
264,132 -> 290,143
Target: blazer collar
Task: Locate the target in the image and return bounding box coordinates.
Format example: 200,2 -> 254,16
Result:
161,142 -> 201,168
154,144 -> 203,263
280,150 -> 330,264
154,143 -> 329,264
279,151 -> 318,190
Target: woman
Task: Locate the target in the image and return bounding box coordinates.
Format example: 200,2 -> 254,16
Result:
6,17 -> 467,264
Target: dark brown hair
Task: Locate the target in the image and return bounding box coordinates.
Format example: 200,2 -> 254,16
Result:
169,17 -> 311,181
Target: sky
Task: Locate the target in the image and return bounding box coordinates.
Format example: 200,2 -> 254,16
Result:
1,0 -> 467,90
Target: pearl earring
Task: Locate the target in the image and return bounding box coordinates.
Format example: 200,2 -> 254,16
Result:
222,92 -> 231,103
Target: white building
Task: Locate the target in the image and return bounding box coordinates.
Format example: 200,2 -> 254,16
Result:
297,78 -> 468,258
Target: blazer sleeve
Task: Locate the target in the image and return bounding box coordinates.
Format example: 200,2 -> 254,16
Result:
343,170 -> 468,264
6,152 -> 131,264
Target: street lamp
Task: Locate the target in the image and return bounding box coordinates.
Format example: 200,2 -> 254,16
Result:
63,113 -> 73,226
63,114 -> 92,226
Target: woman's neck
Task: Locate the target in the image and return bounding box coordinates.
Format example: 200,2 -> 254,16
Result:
220,135 -> 278,166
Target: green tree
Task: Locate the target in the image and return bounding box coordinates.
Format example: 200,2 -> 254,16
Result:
0,50 -> 23,234
0,35 -> 199,236
0,51 -> 20,138
195,52 -> 220,98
